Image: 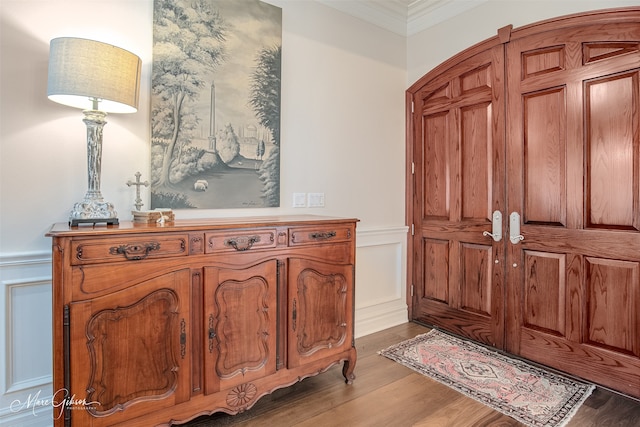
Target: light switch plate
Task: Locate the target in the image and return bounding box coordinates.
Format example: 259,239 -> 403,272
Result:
292,193 -> 306,208
308,192 -> 325,207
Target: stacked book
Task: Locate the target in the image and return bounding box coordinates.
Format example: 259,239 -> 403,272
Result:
132,208 -> 175,224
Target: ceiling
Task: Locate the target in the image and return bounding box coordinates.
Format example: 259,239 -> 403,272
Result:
316,0 -> 487,36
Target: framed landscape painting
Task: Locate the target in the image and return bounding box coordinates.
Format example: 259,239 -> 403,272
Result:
150,0 -> 282,209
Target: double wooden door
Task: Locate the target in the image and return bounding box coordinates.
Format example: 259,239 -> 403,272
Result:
408,8 -> 640,397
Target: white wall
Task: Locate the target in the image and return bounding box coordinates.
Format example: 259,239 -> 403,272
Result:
408,0 -> 640,85
0,0 -> 154,254
0,1 -> 408,425
0,0 -> 407,255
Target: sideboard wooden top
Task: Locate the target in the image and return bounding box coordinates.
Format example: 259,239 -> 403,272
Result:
47,214 -> 359,237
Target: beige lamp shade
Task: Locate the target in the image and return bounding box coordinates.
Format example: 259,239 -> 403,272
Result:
47,37 -> 141,113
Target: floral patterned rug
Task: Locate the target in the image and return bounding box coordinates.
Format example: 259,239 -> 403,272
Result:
379,329 -> 594,427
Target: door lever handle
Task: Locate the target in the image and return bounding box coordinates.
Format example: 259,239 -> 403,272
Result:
483,210 -> 502,242
509,212 -> 525,244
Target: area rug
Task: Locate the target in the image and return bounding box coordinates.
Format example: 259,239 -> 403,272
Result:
379,329 -> 594,427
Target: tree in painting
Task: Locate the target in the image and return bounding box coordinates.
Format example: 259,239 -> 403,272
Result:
250,45 -> 281,207
217,123 -> 241,164
256,140 -> 265,160
151,0 -> 227,187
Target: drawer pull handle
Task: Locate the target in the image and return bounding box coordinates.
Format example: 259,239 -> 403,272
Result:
225,235 -> 261,251
109,242 -> 161,260
309,231 -> 336,240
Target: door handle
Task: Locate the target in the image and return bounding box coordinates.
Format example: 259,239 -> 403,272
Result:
509,212 -> 525,244
482,210 -> 502,242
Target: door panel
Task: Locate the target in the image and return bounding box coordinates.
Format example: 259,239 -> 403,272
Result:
422,238 -> 449,302
522,88 -> 566,226
585,257 -> 639,355
412,43 -> 506,348
586,71 -> 639,230
462,103 -> 493,220
460,243 -> 492,316
423,111 -> 450,220
506,18 -> 640,396
522,250 -> 566,336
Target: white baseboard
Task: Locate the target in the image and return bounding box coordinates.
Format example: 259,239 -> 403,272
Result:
355,302 -> 409,338
0,405 -> 53,427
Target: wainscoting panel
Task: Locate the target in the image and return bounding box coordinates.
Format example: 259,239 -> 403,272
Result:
0,253 -> 53,427
355,226 -> 409,337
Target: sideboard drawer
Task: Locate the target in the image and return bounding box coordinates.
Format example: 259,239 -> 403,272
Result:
71,234 -> 188,265
205,228 -> 277,253
289,225 -> 353,246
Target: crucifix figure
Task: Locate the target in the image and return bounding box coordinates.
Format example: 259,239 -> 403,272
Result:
126,171 -> 150,211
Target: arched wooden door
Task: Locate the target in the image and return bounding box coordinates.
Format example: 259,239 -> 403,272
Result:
408,35 -> 508,349
407,8 -> 640,397
504,9 -> 640,397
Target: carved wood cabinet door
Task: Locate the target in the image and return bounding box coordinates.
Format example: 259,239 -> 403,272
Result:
202,260 -> 278,396
287,257 -> 354,368
68,269 -> 192,426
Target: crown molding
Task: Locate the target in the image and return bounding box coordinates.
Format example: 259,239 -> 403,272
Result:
408,0 -> 488,35
316,0 -> 488,36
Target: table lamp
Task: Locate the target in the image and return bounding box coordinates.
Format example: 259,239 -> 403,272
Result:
47,37 -> 141,226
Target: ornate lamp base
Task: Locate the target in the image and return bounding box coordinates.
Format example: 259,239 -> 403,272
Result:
68,109 -> 119,227
69,193 -> 119,227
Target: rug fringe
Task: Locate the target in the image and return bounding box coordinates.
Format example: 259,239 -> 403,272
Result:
555,384 -> 595,427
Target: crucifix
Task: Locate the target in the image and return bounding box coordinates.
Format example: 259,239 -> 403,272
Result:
126,171 -> 150,211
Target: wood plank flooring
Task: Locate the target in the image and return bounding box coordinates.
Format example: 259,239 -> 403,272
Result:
183,322 -> 640,426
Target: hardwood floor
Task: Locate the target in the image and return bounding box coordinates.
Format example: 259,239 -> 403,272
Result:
182,322 -> 640,426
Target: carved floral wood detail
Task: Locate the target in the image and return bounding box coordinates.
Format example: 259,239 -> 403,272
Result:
226,382 -> 258,408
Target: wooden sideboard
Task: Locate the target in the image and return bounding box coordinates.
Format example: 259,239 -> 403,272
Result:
47,215 -> 358,426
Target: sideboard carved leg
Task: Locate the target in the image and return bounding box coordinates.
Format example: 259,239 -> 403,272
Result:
342,348 -> 357,384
